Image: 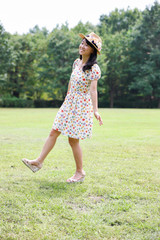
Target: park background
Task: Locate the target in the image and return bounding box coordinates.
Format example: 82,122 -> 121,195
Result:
0,1 -> 160,109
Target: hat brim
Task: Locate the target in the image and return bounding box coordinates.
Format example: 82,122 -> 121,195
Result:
79,33 -> 100,55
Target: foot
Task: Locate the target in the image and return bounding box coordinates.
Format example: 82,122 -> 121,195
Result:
66,170 -> 86,183
22,158 -> 42,173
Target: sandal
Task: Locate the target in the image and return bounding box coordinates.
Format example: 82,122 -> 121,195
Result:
22,158 -> 42,173
66,171 -> 86,183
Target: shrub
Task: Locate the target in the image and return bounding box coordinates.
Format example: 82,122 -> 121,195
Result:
0,97 -> 34,108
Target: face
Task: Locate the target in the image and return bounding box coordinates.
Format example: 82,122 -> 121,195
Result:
79,39 -> 94,57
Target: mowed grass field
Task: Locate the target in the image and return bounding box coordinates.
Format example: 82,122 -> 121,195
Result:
0,108 -> 160,240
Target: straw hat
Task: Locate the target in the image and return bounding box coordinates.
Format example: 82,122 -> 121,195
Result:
79,32 -> 102,54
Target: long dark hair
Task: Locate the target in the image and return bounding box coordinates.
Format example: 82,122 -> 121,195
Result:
80,38 -> 97,72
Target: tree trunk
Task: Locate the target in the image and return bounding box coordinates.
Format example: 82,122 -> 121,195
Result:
110,89 -> 114,108
9,67 -> 20,98
158,98 -> 160,108
12,77 -> 19,98
12,90 -> 19,98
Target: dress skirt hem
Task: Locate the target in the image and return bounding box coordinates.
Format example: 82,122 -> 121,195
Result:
52,127 -> 92,140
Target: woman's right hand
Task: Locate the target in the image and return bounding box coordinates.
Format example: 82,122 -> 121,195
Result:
94,111 -> 103,126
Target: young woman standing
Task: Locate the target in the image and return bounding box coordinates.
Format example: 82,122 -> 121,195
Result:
22,32 -> 103,183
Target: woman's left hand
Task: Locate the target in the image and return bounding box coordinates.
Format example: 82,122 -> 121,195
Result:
94,111 -> 103,126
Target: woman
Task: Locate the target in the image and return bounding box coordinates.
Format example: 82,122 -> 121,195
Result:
22,32 -> 103,183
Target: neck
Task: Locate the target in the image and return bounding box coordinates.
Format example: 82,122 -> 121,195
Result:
81,55 -> 90,65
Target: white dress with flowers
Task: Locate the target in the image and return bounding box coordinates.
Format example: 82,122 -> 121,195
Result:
52,58 -> 101,140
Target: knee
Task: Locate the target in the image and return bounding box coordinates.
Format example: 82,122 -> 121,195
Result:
49,129 -> 61,137
68,137 -> 79,147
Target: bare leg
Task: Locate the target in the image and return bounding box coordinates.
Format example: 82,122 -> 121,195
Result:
23,129 -> 61,168
37,129 -> 61,163
67,137 -> 85,182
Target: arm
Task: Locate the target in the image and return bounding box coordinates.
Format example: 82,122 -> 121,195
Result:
90,80 -> 103,126
67,80 -> 71,93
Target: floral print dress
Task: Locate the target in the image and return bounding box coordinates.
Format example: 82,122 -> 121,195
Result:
52,58 -> 101,140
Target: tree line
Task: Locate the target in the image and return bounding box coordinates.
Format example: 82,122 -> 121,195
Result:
0,1 -> 160,108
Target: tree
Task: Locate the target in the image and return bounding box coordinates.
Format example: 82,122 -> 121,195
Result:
0,23 -> 12,96
129,1 -> 160,107
100,31 -> 130,107
0,23 -> 11,74
28,26 -> 49,100
71,21 -> 98,35
99,8 -> 142,34
2,33 -> 37,98
39,24 -> 79,100
98,8 -> 141,107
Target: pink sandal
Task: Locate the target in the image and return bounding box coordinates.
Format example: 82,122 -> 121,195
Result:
22,158 -> 42,173
66,171 -> 86,183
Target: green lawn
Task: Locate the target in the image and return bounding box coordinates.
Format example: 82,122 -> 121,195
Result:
0,108 -> 160,240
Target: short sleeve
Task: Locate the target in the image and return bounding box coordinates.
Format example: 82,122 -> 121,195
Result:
90,64 -> 101,81
72,58 -> 79,71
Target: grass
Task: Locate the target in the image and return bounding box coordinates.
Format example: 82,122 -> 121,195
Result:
0,108 -> 160,240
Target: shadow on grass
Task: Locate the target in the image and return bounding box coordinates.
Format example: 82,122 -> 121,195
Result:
34,179 -> 87,198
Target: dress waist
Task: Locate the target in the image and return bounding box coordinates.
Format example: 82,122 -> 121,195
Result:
69,90 -> 90,95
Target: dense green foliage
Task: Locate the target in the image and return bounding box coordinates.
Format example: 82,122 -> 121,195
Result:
0,2 -> 160,108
